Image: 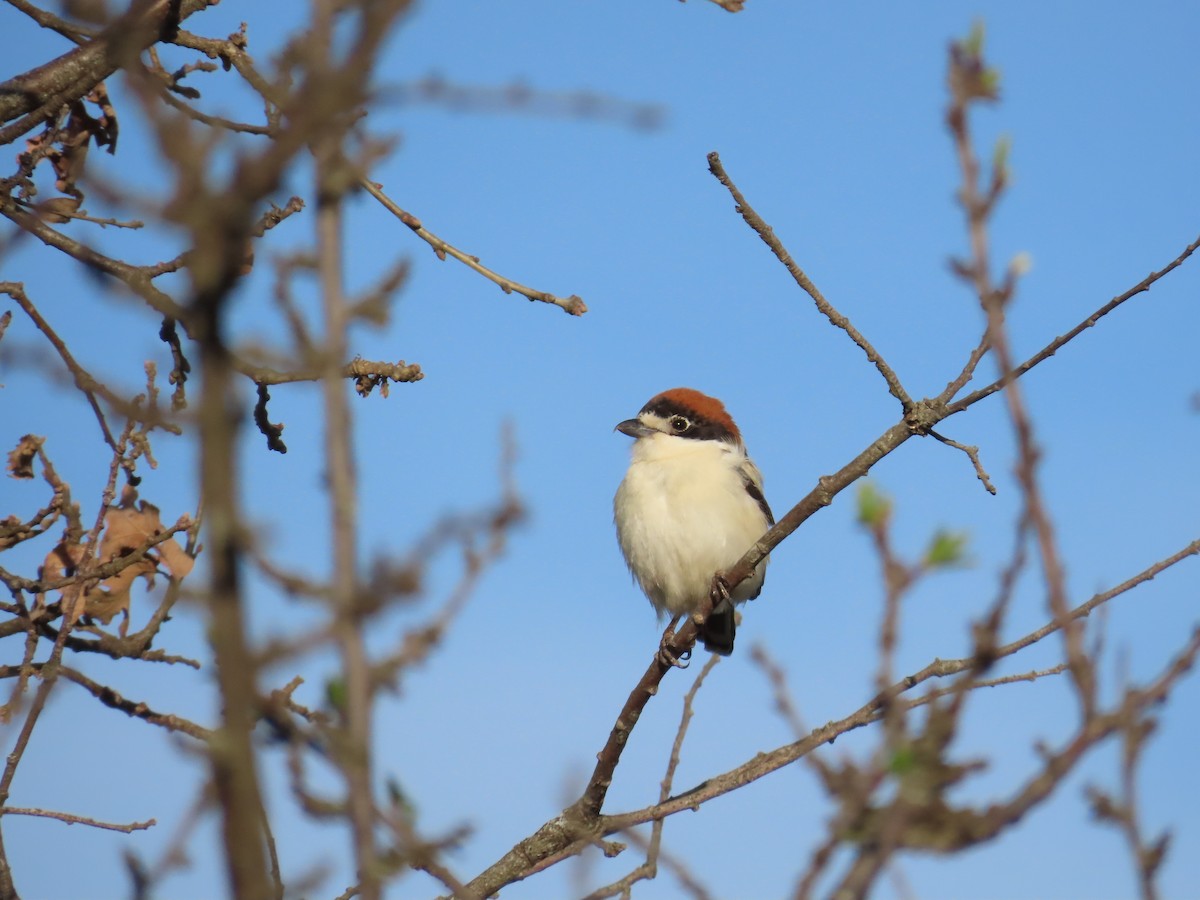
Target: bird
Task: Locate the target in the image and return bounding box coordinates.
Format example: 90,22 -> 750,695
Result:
613,387 -> 774,657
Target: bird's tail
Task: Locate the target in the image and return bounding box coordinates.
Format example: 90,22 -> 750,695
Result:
700,600 -> 735,656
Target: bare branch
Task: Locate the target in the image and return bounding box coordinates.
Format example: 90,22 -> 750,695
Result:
0,806 -> 155,833
391,75 -> 664,130
240,357 -> 423,390
929,428 -> 997,495
359,178 -> 588,317
906,664 -> 1068,711
55,664 -> 209,739
0,0 -> 216,143
583,656 -> 720,900
4,0 -> 94,42
3,282 -> 120,450
947,231 -> 1200,412
465,529 -> 1198,896
707,150 -> 912,410
316,134 -> 379,900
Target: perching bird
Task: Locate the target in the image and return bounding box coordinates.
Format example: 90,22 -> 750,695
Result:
613,388 -> 773,656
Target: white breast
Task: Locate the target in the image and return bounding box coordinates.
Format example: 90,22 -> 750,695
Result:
614,433 -> 769,617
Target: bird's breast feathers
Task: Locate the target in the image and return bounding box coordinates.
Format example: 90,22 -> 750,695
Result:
614,436 -> 769,615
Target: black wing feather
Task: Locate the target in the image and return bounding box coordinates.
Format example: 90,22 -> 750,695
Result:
742,475 -> 774,526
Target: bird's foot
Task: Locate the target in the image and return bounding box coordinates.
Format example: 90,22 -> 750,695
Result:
657,617 -> 691,669
710,574 -> 733,607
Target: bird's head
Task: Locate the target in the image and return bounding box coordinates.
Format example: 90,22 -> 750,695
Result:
615,387 -> 744,450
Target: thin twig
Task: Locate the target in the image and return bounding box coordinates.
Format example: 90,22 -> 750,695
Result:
465,531 -> 1198,896
0,806 -> 155,833
706,151 -> 912,411
390,75 -> 664,130
936,330 -> 992,404
905,664 -> 1068,710
579,658 -> 721,900
929,428 -> 996,494
358,177 -> 588,317
950,31 -> 1092,721
54,665 -> 210,739
241,356 -> 423,388
605,537 -> 1200,829
947,231 -> 1200,413
3,0 -> 95,42
3,283 -> 119,450
587,828 -> 715,900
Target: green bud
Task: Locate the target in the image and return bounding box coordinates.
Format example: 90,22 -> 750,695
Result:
964,20 -> 986,58
993,134 -> 1012,175
924,529 -> 970,567
889,745 -> 917,775
324,676 -> 347,713
980,66 -> 1002,97
856,481 -> 893,528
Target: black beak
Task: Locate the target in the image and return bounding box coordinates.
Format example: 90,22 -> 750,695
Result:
615,418 -> 653,438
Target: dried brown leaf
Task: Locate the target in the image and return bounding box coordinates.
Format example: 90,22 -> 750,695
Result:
86,84 -> 120,154
41,538 -> 85,583
54,99 -> 103,191
41,538 -> 87,622
156,537 -> 195,579
35,196 -> 82,224
7,434 -> 43,478
101,504 -> 155,554
100,500 -> 194,579
38,497 -> 195,632
58,129 -> 90,188
89,558 -> 156,633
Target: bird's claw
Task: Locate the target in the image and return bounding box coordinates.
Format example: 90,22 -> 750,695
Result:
710,574 -> 733,606
657,642 -> 691,669
657,618 -> 691,668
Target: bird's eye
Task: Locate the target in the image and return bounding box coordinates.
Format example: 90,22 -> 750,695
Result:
669,416 -> 690,432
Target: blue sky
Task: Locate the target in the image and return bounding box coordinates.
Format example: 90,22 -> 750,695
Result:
2,1 -> 1199,898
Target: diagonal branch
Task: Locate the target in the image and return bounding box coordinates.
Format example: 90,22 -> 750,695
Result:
3,282 -> 120,451
464,535 -> 1199,897
555,218 -> 1200,882
359,177 -> 588,316
606,595 -> 1200,842
0,0 -> 217,143
947,231 -> 1200,413
4,0 -> 95,43
582,656 -> 720,900
707,150 -> 913,410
